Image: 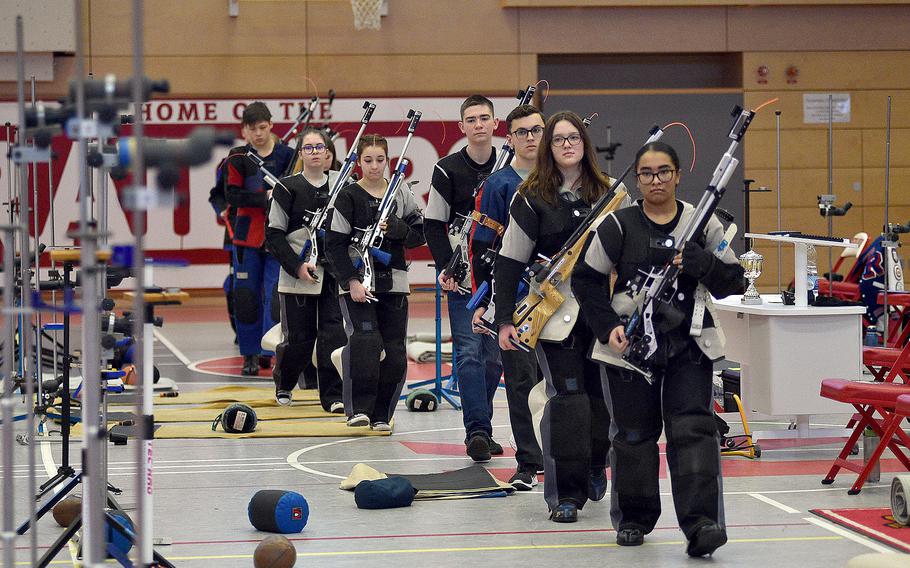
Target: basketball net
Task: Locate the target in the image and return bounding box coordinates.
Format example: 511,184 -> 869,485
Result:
351,0 -> 382,30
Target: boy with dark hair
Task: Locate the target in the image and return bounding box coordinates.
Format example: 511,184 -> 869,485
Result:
425,95 -> 504,462
470,103 -> 546,489
225,101 -> 295,375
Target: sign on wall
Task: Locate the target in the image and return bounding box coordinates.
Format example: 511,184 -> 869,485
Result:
803,93 -> 851,124
0,97 -> 513,287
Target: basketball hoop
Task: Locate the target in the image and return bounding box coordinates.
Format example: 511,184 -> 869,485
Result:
351,0 -> 382,30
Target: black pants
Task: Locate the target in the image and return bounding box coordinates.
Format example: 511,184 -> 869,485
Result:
273,273 -> 346,412
536,323 -> 611,511
600,342 -> 723,538
339,293 -> 409,423
501,347 -> 543,471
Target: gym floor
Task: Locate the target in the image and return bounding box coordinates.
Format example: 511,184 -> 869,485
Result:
5,293 -> 905,567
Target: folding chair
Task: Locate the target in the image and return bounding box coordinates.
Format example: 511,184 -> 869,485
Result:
820,379 -> 910,494
863,327 -> 910,384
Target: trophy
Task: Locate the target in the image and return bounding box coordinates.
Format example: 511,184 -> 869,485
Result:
740,249 -> 763,305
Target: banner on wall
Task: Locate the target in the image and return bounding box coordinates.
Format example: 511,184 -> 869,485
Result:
0,96 -> 513,288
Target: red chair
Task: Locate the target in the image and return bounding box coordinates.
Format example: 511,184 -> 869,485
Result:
820,379 -> 910,494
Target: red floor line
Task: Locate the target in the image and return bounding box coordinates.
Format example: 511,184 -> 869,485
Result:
164,522 -> 812,546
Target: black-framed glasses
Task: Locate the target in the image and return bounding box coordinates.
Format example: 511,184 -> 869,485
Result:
511,126 -> 544,139
551,133 -> 582,147
636,169 -> 677,184
302,143 -> 326,154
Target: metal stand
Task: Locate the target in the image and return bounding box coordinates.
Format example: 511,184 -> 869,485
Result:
401,273 -> 461,409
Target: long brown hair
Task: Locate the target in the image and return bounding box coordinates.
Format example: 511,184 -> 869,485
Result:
518,111 -> 610,206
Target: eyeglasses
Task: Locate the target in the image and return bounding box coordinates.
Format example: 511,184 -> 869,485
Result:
302,144 -> 326,154
635,169 -> 677,184
511,126 -> 544,139
551,133 -> 582,147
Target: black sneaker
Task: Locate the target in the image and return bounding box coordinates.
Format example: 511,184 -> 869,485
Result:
258,355 -> 272,370
241,355 -> 260,376
509,468 -> 538,491
686,522 -> 727,557
490,439 -> 504,455
588,468 -> 608,502
616,527 -> 645,546
465,434 -> 492,463
549,501 -> 577,523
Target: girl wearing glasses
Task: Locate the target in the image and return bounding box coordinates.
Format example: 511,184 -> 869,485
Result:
266,128 -> 346,413
493,111 -> 628,523
325,134 -> 426,430
571,142 -> 744,556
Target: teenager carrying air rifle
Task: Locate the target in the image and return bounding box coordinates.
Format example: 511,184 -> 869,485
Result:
282,96 -> 320,176
586,105 -> 756,382
348,109 -> 421,297
503,125 -> 664,352
300,101 -> 376,269
441,86 -> 536,294
325,112 -> 425,430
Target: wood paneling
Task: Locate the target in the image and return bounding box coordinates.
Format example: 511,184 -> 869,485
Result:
728,6 -> 910,52
745,129 -> 864,169
86,56 -> 310,96
743,91 -> 910,132
306,0 -> 519,55
307,54 -> 528,96
504,0 -> 908,5
862,129 -> 910,168
742,52 -> 910,92
517,7 -> 728,53
743,168 -> 864,209
88,0 -> 308,57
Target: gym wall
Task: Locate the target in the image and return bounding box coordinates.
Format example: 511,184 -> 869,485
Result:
1,1 -> 909,290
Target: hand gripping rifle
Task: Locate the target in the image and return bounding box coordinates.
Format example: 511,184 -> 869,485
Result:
441,85 -> 536,294
509,125 -> 665,352
619,106 -> 755,382
300,101 -> 376,267
349,109 -> 422,300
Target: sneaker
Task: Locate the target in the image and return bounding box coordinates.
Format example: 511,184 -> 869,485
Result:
465,434 -> 492,463
616,527 -> 645,547
276,390 -> 292,406
371,421 -> 391,432
346,413 -> 370,427
329,401 -> 345,414
686,522 -> 727,557
258,355 -> 273,370
509,469 -> 538,491
241,355 -> 260,376
489,439 -> 504,455
588,468 -> 608,502
549,501 -> 577,523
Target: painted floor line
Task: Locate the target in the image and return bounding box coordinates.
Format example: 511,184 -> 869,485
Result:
748,493 -> 801,514
163,522 -> 814,546
40,535 -> 842,563
153,328 -> 191,366
804,516 -> 895,554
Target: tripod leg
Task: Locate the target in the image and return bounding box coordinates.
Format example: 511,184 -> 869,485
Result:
37,516 -> 81,568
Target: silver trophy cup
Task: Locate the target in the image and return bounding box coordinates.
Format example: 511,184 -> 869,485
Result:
740,249 -> 763,305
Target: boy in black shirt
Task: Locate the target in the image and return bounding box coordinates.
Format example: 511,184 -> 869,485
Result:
424,95 -> 504,461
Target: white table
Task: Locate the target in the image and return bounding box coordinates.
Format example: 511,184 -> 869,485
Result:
745,233 -> 857,308
714,294 -> 865,439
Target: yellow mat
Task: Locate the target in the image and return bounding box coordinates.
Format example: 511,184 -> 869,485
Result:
105,405 -> 333,423
151,385 -> 319,406
72,419 -> 390,439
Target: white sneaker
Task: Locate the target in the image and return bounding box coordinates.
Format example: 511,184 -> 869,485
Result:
346,413 -> 370,427
330,401 -> 345,414
276,390 -> 292,406
371,421 -> 391,432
